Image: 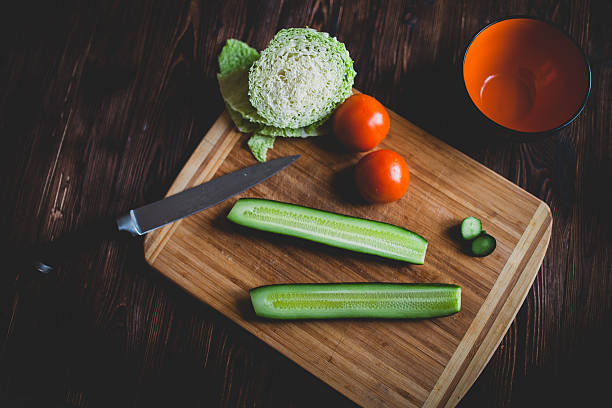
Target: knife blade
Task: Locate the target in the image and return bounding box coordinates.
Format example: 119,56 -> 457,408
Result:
116,155 -> 300,236
29,155 -> 299,273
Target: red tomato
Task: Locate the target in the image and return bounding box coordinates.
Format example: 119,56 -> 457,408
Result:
333,94 -> 390,151
354,149 -> 410,203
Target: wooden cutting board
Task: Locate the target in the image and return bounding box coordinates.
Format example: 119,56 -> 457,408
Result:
144,108 -> 551,408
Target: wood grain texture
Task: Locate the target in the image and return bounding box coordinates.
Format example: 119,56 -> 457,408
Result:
143,109 -> 552,407
1,0 -> 611,407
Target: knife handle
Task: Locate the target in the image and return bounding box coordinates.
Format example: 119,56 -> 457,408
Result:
28,217 -> 126,274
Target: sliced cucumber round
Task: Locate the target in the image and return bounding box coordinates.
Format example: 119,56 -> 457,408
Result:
471,233 -> 496,257
227,198 -> 428,264
250,283 -> 461,319
460,216 -> 482,240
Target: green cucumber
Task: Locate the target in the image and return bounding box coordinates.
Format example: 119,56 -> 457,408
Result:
471,233 -> 496,257
460,216 -> 482,240
250,283 -> 461,319
227,198 -> 428,264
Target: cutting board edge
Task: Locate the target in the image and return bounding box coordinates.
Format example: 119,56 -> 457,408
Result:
445,208 -> 552,407
144,111 -> 239,262
423,201 -> 552,408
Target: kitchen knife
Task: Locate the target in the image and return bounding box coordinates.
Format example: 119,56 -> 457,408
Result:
31,155 -> 300,273
116,155 -> 300,236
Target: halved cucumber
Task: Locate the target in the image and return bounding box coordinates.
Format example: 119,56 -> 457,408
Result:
250,283 -> 461,319
227,198 -> 428,264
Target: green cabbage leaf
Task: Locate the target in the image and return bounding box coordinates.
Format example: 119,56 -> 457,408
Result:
247,133 -> 275,162
217,33 -> 352,161
218,39 -> 260,75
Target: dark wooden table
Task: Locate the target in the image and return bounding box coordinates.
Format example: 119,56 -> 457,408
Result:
2,1 -> 611,406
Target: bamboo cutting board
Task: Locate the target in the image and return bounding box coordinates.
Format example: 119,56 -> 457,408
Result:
144,108 -> 551,408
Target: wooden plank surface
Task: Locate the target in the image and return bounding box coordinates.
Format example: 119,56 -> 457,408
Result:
2,1 -> 611,407
144,109 -> 552,407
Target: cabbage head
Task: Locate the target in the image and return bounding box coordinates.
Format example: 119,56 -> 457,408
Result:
248,28 -> 355,129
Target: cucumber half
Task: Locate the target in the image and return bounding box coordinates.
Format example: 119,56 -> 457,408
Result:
227,198 -> 428,264
250,283 -> 461,319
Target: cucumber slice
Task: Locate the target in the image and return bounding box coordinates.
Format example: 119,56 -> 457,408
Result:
460,216 -> 482,240
250,283 -> 461,319
227,198 -> 428,264
471,233 -> 496,256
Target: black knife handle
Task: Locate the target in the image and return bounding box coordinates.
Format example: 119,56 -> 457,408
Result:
28,217 -> 127,274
